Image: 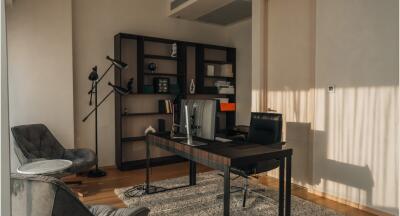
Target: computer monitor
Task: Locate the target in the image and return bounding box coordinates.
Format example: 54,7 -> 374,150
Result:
179,99 -> 217,141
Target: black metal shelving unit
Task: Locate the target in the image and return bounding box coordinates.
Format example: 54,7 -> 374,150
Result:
122,112 -> 173,117
114,33 -> 236,170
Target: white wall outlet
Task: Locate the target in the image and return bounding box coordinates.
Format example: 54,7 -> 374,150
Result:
328,85 -> 335,93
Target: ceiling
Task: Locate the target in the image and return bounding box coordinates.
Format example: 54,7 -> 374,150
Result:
169,0 -> 252,26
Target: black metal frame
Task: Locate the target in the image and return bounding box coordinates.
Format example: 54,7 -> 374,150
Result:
83,57 -> 127,177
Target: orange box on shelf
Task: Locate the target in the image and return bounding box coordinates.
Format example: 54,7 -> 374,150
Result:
220,103 -> 236,112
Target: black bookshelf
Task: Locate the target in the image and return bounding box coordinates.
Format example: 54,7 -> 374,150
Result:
204,75 -> 234,79
121,136 -> 145,142
143,73 -> 181,77
204,60 -> 230,64
122,112 -> 172,117
114,33 -> 236,170
144,54 -> 177,61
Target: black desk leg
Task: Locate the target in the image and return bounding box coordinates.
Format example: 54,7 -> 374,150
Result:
223,166 -> 230,216
285,155 -> 292,216
189,161 -> 197,186
145,138 -> 150,193
279,157 -> 285,216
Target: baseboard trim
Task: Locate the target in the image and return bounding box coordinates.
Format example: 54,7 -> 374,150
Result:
306,188 -> 394,216
256,174 -> 394,216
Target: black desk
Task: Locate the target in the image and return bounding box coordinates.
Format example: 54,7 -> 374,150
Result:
145,133 -> 293,216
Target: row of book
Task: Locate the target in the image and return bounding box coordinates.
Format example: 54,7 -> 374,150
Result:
158,100 -> 174,114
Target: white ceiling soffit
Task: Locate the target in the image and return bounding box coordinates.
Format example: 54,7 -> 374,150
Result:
169,0 -> 252,25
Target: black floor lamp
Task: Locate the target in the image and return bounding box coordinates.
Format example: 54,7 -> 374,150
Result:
82,56 -> 128,178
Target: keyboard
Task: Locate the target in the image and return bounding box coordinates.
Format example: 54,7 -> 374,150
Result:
215,137 -> 232,143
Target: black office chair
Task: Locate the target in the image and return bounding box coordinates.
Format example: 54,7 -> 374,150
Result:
218,112 -> 283,207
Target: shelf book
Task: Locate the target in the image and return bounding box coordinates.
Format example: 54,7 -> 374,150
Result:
158,100 -> 173,114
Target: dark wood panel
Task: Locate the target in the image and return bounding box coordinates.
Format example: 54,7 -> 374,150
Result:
204,75 -> 234,80
204,60 -> 230,64
137,37 -> 144,93
114,34 -> 123,169
144,54 -> 177,61
147,133 -> 292,169
143,73 -> 180,77
122,112 -> 172,117
121,136 -> 145,142
120,156 -> 186,170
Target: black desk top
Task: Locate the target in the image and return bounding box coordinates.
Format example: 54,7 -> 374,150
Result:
148,133 -> 293,168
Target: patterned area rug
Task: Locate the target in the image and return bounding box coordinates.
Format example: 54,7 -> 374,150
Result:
115,171 -> 341,216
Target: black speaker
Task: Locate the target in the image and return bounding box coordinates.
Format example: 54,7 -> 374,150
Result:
158,119 -> 166,133
215,116 -> 220,133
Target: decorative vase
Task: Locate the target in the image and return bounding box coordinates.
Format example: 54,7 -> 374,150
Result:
171,43 -> 177,57
189,79 -> 195,94
144,125 -> 156,135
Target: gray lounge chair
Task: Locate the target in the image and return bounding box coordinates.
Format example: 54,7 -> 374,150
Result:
11,173 -> 150,216
11,124 -> 97,176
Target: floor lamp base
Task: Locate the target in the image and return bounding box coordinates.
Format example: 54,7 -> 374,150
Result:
87,168 -> 107,178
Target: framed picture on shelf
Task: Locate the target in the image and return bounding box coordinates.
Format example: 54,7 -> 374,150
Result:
153,77 -> 170,93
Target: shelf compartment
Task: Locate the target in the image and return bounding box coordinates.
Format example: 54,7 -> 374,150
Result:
204,75 -> 234,79
122,112 -> 172,117
144,54 -> 177,61
143,73 -> 181,77
190,93 -> 234,96
123,93 -> 179,96
204,60 -> 231,64
121,136 -> 145,142
120,156 -> 186,170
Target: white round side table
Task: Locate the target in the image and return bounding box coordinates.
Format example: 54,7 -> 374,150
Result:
17,159 -> 73,175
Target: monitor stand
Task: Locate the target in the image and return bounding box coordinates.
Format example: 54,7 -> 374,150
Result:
180,136 -> 208,146
180,104 -> 208,146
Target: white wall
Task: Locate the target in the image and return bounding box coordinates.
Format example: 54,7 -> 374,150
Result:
314,0 -> 398,214
225,19 -> 252,125
1,0 -> 11,214
251,0 -> 267,112
259,0 -> 399,214
72,0 -> 251,166
266,0 -> 315,187
6,0 -> 74,171
4,0 -> 252,169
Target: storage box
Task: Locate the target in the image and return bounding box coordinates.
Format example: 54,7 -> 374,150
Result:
206,64 -> 215,76
220,64 -> 233,77
220,103 -> 236,112
218,86 -> 235,94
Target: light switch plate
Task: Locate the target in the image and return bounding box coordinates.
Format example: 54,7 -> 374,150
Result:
328,85 -> 335,93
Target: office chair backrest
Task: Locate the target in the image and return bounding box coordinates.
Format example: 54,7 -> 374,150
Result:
247,112 -> 282,145
11,124 -> 66,163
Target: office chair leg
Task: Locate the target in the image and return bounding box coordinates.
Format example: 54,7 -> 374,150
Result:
242,178 -> 248,207
217,173 -> 241,180
216,186 -> 242,199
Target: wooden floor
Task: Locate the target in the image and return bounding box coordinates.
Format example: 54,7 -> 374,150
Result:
64,162 -> 375,216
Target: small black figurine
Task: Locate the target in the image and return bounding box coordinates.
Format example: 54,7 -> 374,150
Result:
127,78 -> 134,93
148,62 -> 157,73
